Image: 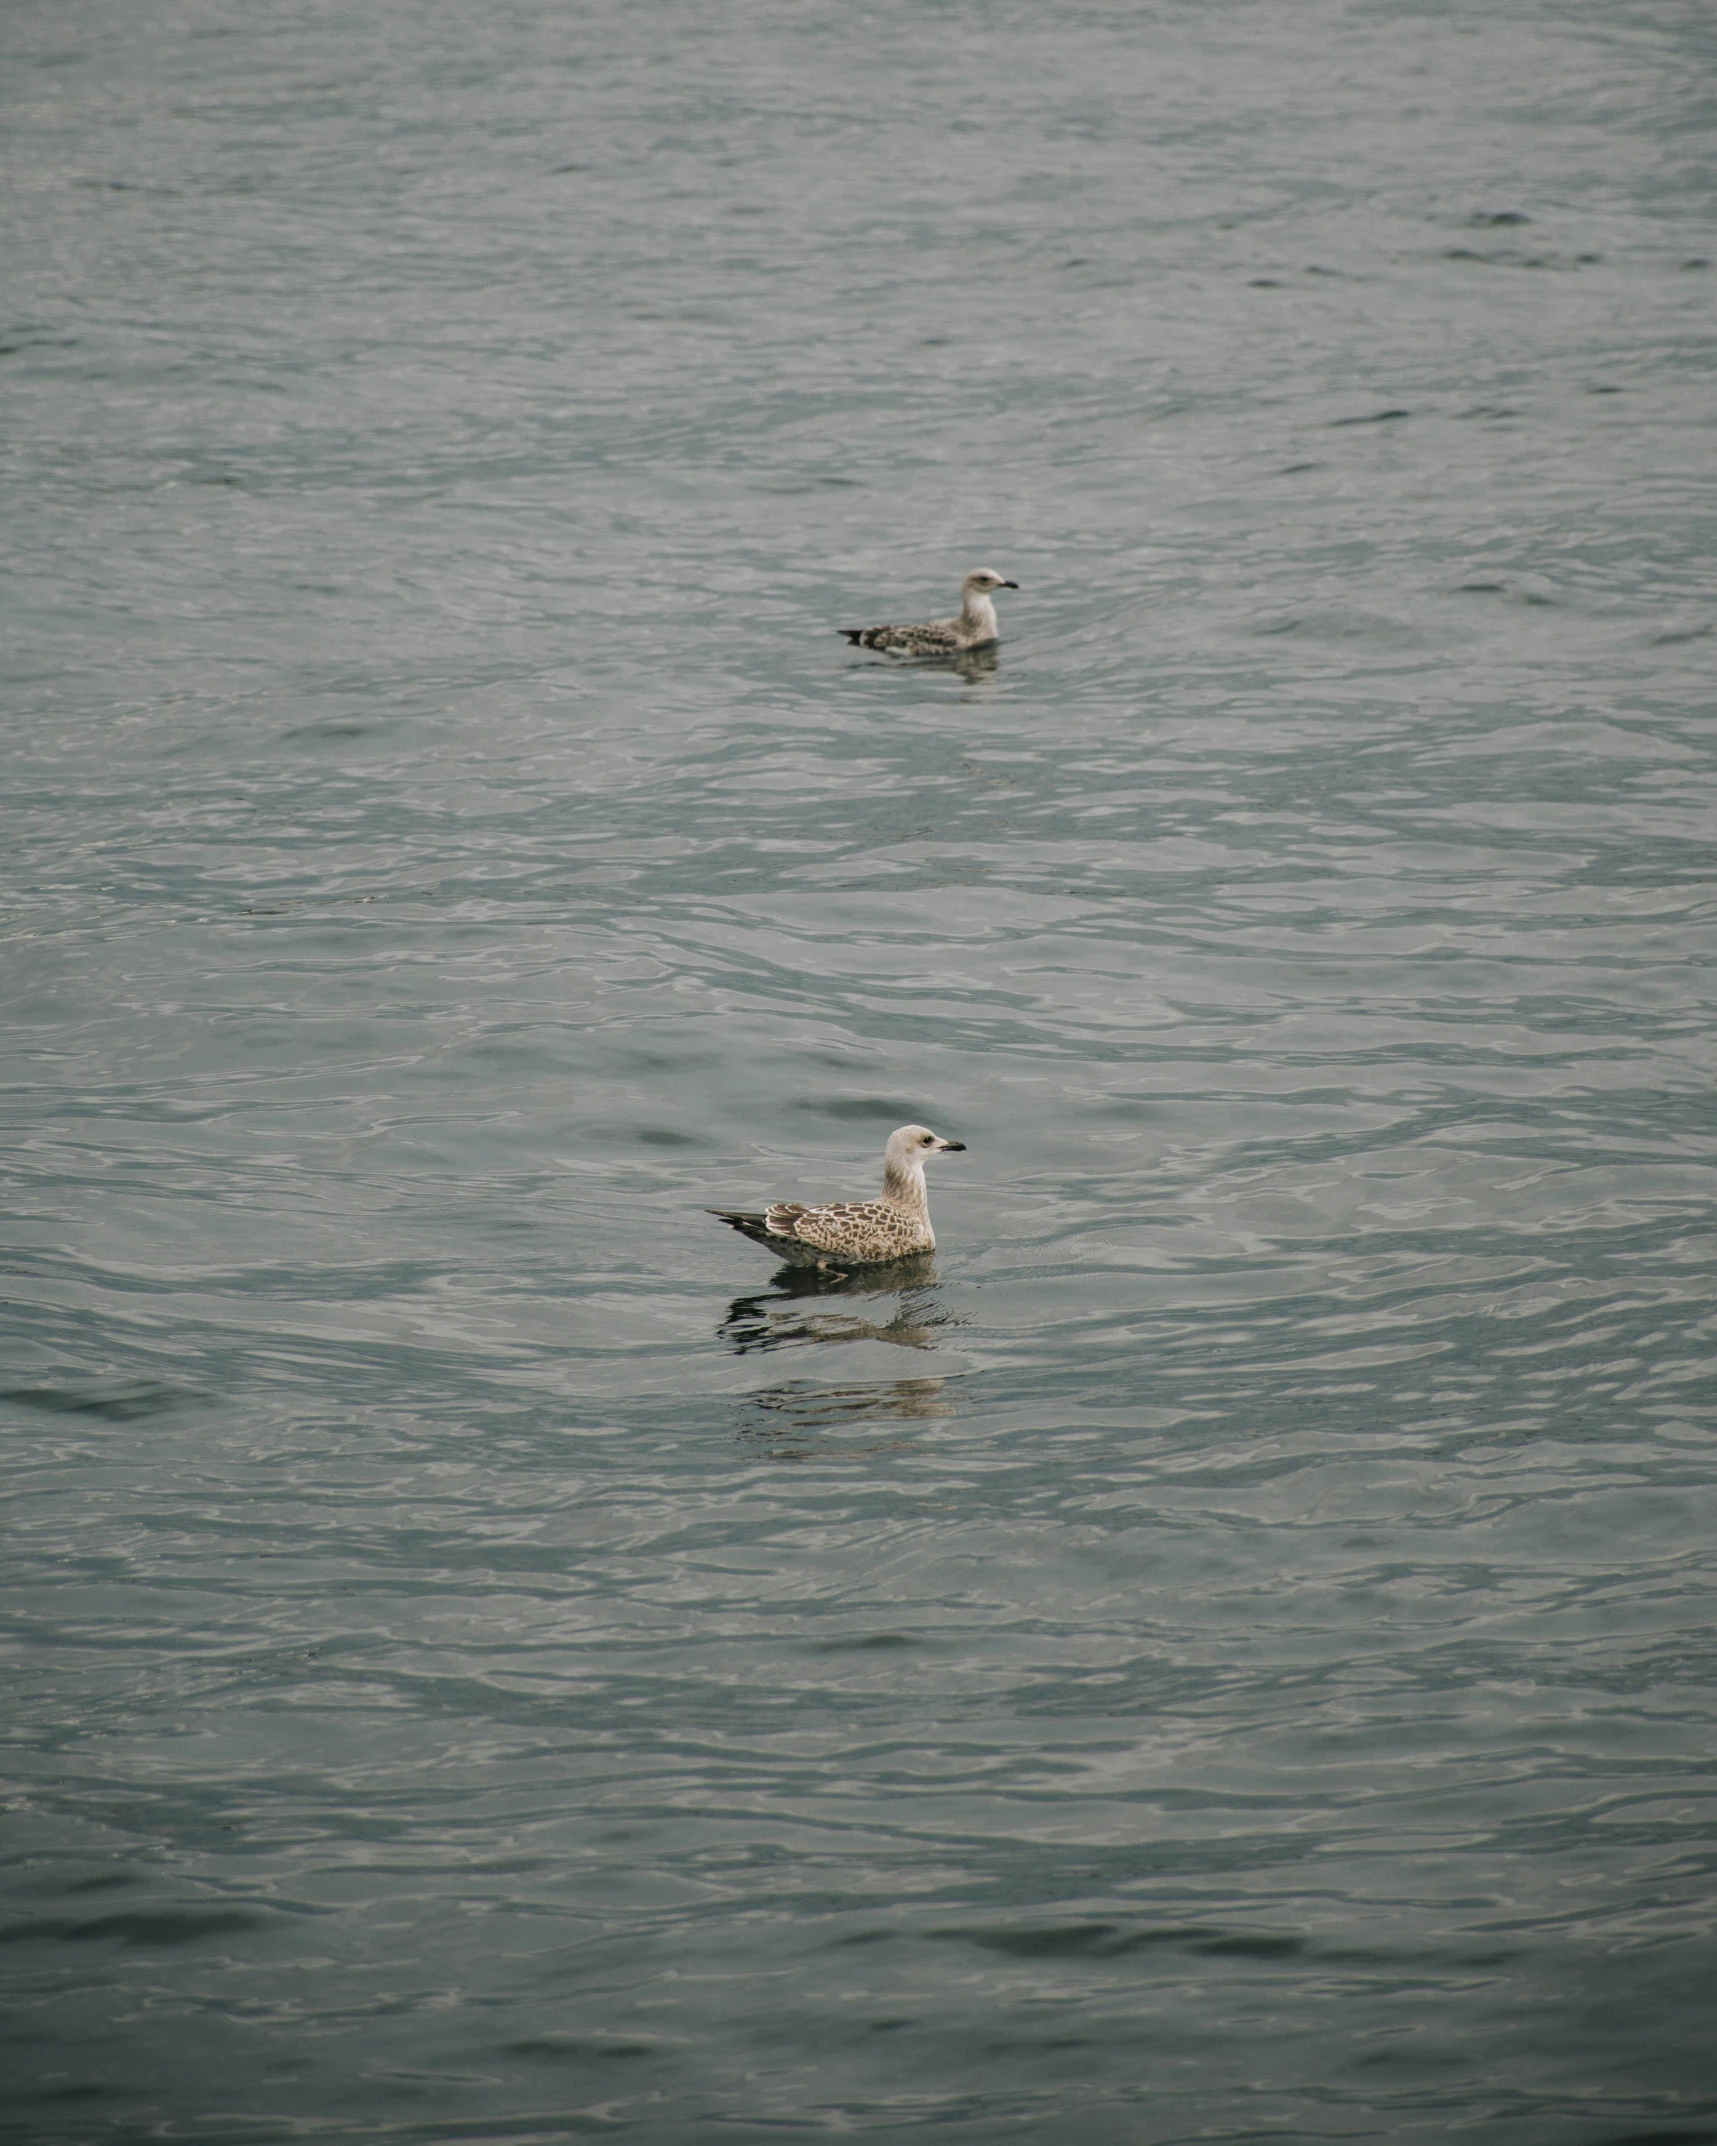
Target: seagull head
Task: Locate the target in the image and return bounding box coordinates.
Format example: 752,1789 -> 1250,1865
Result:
886,1125 -> 966,1170
963,569 -> 1019,594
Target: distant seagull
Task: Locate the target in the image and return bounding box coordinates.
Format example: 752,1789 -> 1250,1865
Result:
711,1124 -> 966,1267
841,569 -> 1019,656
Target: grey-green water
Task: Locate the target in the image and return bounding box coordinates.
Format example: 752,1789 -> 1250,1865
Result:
3,2 -> 1715,2139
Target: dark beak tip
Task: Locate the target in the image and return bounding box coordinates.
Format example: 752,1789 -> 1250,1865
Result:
1003,580 -> 1020,588
944,1140 -> 967,1152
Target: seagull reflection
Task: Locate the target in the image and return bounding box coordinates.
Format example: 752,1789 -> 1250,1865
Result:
739,1377 -> 956,1446
718,1256 -> 956,1357
720,1259 -> 965,1448
850,643 -> 999,685
950,642 -> 1000,684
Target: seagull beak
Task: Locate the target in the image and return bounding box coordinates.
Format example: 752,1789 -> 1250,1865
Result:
940,1139 -> 966,1153
1000,580 -> 1019,589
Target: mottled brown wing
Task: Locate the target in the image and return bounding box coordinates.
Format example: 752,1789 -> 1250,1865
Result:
763,1201 -> 812,1238
789,1200 -> 926,1260
850,621 -> 961,655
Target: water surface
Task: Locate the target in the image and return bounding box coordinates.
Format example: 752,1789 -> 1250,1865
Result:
3,1 -> 1715,2139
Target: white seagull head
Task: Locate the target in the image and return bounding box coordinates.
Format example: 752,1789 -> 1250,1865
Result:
884,1124 -> 966,1172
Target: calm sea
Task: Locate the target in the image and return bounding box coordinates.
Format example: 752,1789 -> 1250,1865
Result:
3,1 -> 1715,2139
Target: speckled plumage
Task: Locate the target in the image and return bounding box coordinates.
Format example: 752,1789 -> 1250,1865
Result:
842,569 -> 1019,655
711,1125 -> 966,1267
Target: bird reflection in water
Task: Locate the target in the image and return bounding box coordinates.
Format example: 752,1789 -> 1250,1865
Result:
720,1256 -> 964,1449
850,643 -> 998,687
950,642 -> 1000,685
719,1255 -> 951,1354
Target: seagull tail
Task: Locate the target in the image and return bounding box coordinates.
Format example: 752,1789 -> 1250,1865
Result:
708,1208 -> 783,1249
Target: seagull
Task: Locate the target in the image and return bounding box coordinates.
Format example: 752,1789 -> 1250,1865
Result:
841,569 -> 1019,656
710,1124 -> 966,1267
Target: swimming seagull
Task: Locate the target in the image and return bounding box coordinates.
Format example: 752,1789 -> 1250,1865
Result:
710,1124 -> 967,1267
841,569 -> 1019,656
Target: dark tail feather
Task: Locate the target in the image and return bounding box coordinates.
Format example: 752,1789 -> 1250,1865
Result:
840,629 -> 865,645
708,1208 -> 779,1249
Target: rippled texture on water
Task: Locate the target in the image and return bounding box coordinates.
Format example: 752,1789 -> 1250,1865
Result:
3,1 -> 1715,2139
